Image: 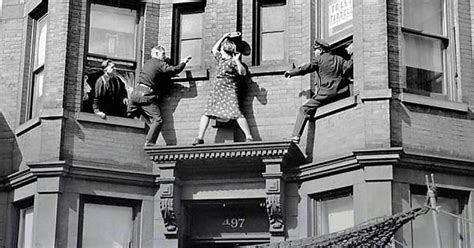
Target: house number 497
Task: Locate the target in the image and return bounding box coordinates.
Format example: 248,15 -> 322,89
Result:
222,218 -> 245,228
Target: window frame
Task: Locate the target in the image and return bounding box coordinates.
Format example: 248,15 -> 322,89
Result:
316,0 -> 353,44
77,195 -> 141,248
309,187 -> 354,237
410,186 -> 470,248
82,0 -> 144,113
253,0 -> 287,66
172,2 -> 205,68
401,0 -> 458,101
24,7 -> 48,122
13,197 -> 35,248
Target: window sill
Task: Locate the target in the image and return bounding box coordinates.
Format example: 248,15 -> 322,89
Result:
76,112 -> 145,129
313,95 -> 358,120
248,63 -> 293,76
16,117 -> 41,136
172,68 -> 209,82
16,108 -> 67,136
400,93 -> 469,113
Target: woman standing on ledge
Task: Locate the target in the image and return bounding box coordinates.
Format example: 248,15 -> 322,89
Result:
192,32 -> 253,145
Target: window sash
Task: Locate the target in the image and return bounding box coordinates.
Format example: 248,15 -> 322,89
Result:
79,197 -> 141,248
401,0 -> 456,99
176,8 -> 204,67
27,13 -> 47,121
258,1 -> 286,63
17,206 -> 34,248
311,190 -> 354,237
88,3 -> 138,60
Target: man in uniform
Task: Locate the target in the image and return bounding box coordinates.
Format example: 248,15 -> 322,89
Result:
128,45 -> 191,147
284,39 -> 353,144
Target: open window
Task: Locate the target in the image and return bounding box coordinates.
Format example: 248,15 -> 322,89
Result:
82,0 -> 143,114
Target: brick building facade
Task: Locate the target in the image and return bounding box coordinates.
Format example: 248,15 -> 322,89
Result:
0,0 -> 473,247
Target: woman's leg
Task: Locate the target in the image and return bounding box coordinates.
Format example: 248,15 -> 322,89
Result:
197,115 -> 210,139
236,117 -> 253,140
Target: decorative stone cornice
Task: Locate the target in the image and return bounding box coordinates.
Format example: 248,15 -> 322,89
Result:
0,161 -> 155,191
145,141 -> 304,164
287,147 -> 474,182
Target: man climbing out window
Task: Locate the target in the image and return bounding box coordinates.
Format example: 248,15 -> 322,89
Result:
284,39 -> 353,144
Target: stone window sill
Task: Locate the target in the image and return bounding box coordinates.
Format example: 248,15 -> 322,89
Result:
400,93 -> 469,113
313,95 -> 358,120
16,117 -> 41,136
76,112 -> 145,129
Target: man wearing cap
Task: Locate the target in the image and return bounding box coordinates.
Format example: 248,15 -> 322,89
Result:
128,45 -> 191,147
284,39 -> 353,144
93,59 -> 129,119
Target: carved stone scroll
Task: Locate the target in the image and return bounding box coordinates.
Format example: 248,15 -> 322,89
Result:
160,197 -> 178,232
266,194 -> 284,231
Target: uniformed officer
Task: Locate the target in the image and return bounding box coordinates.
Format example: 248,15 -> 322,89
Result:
284,39 -> 353,144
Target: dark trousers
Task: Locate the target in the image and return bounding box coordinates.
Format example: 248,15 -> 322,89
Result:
292,86 -> 349,137
128,85 -> 163,144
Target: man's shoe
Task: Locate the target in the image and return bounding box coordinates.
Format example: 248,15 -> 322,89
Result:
290,136 -> 300,144
192,138 -> 204,146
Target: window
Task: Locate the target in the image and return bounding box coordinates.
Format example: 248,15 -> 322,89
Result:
311,188 -> 354,236
254,0 -> 286,65
25,10 -> 47,121
17,205 -> 34,248
83,1 -> 142,112
79,196 -> 141,248
173,3 -> 204,68
317,0 -> 353,44
411,187 -> 469,247
402,0 -> 457,100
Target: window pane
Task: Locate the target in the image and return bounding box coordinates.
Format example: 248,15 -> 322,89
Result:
82,204 -> 133,248
319,194 -> 354,234
18,206 -> 34,248
261,5 -> 285,32
404,0 -> 443,35
261,32 -> 284,61
180,12 -> 202,39
30,71 -> 44,118
34,17 -> 47,68
180,39 -> 202,67
412,194 -> 461,248
403,33 -> 444,94
89,4 -> 137,59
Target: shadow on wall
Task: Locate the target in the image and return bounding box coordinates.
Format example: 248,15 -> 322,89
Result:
0,112 -> 23,176
238,64 -> 268,141
160,70 -> 198,145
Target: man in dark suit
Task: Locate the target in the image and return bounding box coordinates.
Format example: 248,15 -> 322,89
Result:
284,39 -> 353,144
128,45 -> 191,147
93,60 -> 129,119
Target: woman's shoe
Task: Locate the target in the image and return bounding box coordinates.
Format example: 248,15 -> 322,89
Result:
245,137 -> 254,142
192,138 -> 204,146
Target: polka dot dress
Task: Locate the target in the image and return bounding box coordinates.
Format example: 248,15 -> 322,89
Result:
203,53 -> 244,119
